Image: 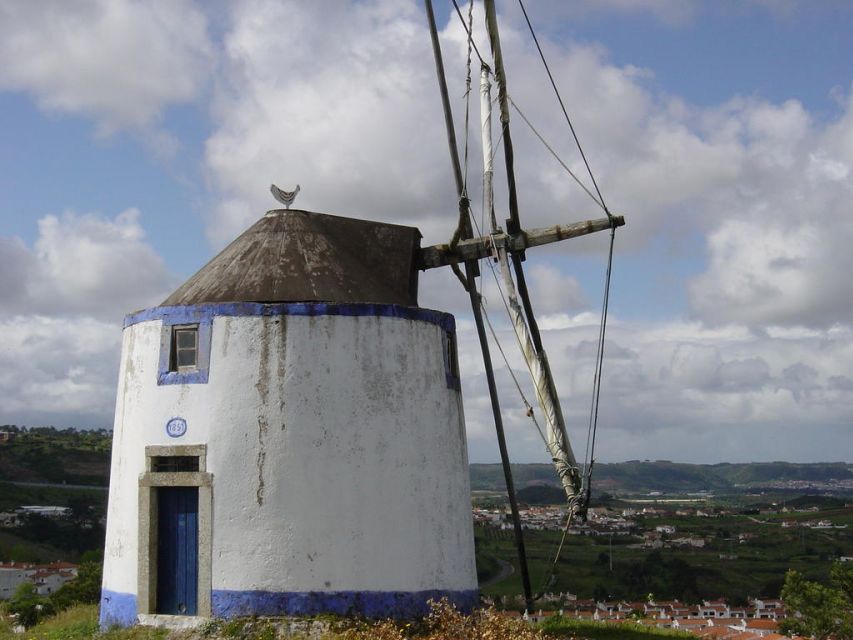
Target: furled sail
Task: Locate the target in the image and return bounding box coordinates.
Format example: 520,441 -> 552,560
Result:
480,66 -> 584,518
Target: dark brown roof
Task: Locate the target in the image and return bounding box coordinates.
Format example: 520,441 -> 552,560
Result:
161,209 -> 421,307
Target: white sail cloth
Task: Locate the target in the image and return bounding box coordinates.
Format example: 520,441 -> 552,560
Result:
480,67 -> 583,516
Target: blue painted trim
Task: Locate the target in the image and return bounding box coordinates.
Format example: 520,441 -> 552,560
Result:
126,302 -> 455,334
99,589 -> 137,629
156,317 -> 212,386
211,588 -> 479,619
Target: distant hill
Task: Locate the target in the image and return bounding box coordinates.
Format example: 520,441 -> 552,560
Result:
515,484 -> 567,505
471,461 -> 853,495
1,426 -> 850,498
0,426 -> 111,487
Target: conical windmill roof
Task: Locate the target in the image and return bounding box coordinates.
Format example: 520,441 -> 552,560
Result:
161,209 -> 422,307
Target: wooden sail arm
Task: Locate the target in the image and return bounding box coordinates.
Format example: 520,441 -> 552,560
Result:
419,214 -> 624,270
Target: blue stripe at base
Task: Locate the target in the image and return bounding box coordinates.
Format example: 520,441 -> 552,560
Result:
212,588 -> 479,619
99,589 -> 137,629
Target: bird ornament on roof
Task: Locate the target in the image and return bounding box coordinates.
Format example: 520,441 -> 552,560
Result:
271,183 -> 300,209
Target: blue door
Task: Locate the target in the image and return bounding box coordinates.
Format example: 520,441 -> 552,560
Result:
157,487 -> 198,615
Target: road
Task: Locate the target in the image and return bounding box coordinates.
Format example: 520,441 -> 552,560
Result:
3,480 -> 108,491
480,557 -> 514,588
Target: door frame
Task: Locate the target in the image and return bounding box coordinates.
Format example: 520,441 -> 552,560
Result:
138,444 -> 212,617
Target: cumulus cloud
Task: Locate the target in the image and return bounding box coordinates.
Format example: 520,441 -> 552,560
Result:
3,0 -> 853,463
459,315 -> 853,463
687,91 -> 853,328
0,209 -> 177,321
205,0 -> 463,245
0,0 -> 213,135
0,316 -> 121,428
0,208 -> 177,429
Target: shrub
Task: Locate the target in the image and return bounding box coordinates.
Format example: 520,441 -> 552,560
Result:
7,582 -> 54,628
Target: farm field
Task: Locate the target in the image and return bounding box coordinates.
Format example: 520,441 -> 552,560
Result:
475,503 -> 852,604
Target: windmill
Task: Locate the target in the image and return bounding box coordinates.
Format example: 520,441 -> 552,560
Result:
424,0 -> 624,610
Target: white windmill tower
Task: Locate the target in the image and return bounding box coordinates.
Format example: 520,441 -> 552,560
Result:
99,202 -> 479,627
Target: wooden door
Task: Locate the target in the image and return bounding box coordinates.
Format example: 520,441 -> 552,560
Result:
156,487 -> 198,615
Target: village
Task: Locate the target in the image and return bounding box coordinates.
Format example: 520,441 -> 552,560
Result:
472,503 -> 850,547
496,595 -> 794,640
0,561 -> 78,601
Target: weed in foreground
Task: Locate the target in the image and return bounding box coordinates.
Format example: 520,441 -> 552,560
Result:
338,598 -> 546,640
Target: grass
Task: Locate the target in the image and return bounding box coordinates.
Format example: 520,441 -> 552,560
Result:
0,605 -> 98,640
0,602 -> 702,640
540,616 -> 694,640
0,605 -> 168,640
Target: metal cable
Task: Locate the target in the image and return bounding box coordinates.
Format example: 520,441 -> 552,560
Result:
516,0 -> 611,215
461,0 -> 474,197
509,96 -> 605,212
534,509 -> 575,600
451,0 -> 487,69
582,225 -> 616,501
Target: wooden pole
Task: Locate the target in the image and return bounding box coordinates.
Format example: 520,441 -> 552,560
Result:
424,0 -> 533,610
419,215 -> 624,269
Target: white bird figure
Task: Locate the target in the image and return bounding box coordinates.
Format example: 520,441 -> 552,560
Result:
270,183 -> 300,209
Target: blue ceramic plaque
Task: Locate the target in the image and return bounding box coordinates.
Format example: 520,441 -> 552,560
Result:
165,417 -> 187,438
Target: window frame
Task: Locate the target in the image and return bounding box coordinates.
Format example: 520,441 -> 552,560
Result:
157,316 -> 212,386
171,325 -> 199,371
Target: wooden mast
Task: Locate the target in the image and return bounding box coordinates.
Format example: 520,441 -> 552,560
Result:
424,0 -> 535,611
425,0 -> 624,610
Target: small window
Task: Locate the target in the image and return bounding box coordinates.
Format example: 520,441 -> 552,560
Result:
171,326 -> 198,371
152,456 -> 199,472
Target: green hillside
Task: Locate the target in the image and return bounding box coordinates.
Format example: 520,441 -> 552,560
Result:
1,426 -> 851,497
470,461 -> 853,495
0,427 -> 111,486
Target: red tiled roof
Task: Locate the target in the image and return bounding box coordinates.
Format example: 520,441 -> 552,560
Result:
728,632 -> 762,640
747,620 -> 779,631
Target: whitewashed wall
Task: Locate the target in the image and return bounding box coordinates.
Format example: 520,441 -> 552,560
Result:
101,308 -> 477,623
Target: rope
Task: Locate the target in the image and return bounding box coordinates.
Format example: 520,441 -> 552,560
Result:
516,0 -> 611,216
534,510 -> 575,600
466,179 -> 548,449
509,96 -> 605,212
481,304 -> 548,446
448,0 -> 476,289
461,0 -> 474,196
450,0 -> 487,69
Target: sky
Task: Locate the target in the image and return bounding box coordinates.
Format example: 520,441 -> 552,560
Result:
1,0 -> 852,465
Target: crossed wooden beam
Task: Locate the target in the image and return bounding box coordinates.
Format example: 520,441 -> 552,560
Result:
419,214 -> 625,269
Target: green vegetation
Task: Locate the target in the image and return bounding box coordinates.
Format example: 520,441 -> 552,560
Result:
50,553 -> 104,612
475,500 -> 853,603
0,497 -> 106,562
470,461 -> 853,494
6,582 -> 54,628
516,485 -> 567,505
0,600 -> 702,640
540,616 -> 693,640
0,426 -> 111,487
780,562 -> 853,640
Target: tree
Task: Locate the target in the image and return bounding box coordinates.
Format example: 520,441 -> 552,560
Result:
592,583 -> 609,603
8,583 -> 53,628
780,563 -> 853,640
50,560 -> 103,611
